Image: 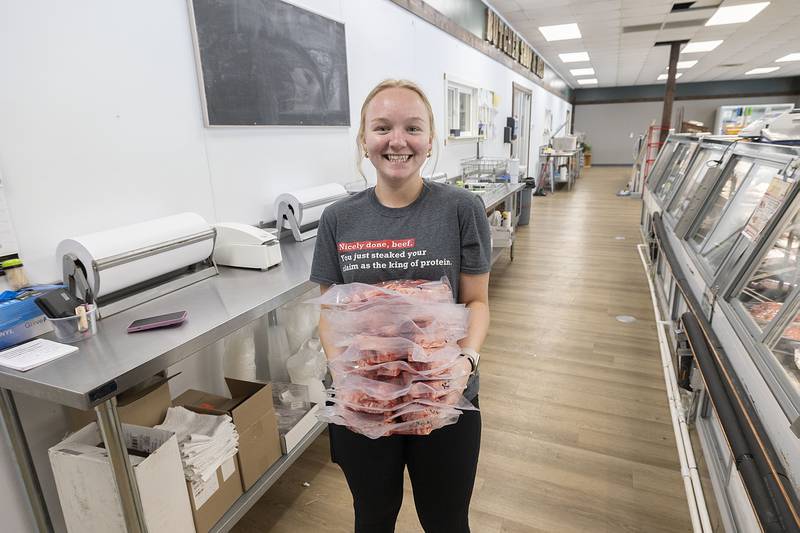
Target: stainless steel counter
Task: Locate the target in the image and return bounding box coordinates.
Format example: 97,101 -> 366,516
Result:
0,239 -> 318,410
471,182 -> 527,212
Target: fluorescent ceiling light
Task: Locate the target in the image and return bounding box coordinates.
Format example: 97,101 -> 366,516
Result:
577,78 -> 598,85
776,53 -> 800,62
570,68 -> 595,76
682,40 -> 723,53
538,23 -> 581,41
657,73 -> 683,81
676,60 -> 698,69
745,66 -> 780,75
705,2 -> 769,26
559,52 -> 590,63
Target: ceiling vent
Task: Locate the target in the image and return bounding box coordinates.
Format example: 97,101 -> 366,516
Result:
662,19 -> 708,29
720,63 -> 744,67
623,23 -> 663,33
671,2 -> 696,11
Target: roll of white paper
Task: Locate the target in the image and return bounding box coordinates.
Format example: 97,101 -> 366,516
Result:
274,183 -> 347,229
56,212 -> 213,297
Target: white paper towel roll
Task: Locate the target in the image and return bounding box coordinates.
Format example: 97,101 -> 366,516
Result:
56,213 -> 213,297
274,183 -> 347,229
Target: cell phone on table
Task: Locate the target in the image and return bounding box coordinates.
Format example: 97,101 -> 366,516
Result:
126,311 -> 188,333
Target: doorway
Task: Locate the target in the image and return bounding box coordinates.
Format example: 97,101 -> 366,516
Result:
511,83 -> 532,176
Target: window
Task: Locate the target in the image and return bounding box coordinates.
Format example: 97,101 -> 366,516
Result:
446,78 -> 478,139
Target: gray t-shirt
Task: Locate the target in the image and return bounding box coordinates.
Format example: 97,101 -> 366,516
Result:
310,180 -> 491,399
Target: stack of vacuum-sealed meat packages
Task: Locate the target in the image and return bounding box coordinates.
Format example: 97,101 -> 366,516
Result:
313,278 -> 477,438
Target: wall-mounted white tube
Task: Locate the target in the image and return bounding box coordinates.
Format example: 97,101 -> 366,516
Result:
638,244 -> 713,533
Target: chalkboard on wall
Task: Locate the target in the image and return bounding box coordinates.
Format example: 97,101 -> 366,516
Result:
189,0 -> 350,126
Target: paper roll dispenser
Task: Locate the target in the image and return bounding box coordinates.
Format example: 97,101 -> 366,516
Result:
212,223 -> 282,270
274,183 -> 348,242
58,213 -> 218,318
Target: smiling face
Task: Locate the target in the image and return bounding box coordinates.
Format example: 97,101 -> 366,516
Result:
361,87 -> 433,186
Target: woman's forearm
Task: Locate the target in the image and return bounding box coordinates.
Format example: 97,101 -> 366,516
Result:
459,300 -> 489,352
457,272 -> 491,353
316,284 -> 340,361
318,310 -> 341,362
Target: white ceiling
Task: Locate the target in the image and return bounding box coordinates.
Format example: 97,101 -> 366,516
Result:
485,0 -> 800,88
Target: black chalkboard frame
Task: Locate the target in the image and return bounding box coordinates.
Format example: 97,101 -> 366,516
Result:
187,0 -> 351,127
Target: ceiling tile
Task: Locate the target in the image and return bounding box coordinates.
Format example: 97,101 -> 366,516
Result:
499,0 -> 800,87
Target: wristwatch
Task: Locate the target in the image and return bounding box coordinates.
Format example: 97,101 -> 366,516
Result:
460,348 -> 480,374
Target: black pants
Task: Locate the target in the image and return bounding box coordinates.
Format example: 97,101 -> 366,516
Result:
328,398 -> 481,533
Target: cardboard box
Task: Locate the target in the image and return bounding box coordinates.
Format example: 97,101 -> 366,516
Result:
186,457 -> 242,533
49,423 -> 194,533
280,403 -> 320,454
66,375 -> 172,432
174,378 -> 282,491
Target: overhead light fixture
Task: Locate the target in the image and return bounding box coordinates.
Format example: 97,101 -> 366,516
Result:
676,60 -> 698,69
657,73 -> 683,80
681,40 -> 723,53
559,52 -> 590,63
776,53 -> 800,62
570,68 -> 595,76
745,66 -> 780,75
538,23 -> 581,41
705,2 -> 769,26
577,78 -> 598,85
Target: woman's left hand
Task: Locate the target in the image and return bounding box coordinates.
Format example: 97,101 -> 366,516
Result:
439,356 -> 472,404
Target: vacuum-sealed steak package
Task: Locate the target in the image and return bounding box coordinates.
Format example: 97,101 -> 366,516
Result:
308,277 -> 477,438
309,277 -> 455,309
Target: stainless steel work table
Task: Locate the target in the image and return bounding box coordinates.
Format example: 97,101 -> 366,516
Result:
537,149 -> 581,192
0,238 -> 324,533
476,181 -> 526,213
470,182 -> 527,266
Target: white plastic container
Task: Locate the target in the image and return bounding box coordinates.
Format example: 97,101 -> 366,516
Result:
507,158 -> 520,183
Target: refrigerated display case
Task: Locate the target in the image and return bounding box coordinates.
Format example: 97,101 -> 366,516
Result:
715,103 -> 795,135
664,139 -> 731,228
641,134 -> 699,243
725,192 -> 800,414
652,138 -> 701,207
641,137 -> 800,532
685,143 -> 799,284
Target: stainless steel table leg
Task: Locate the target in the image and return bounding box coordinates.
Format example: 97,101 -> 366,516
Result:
0,389 -> 54,533
94,397 -> 148,533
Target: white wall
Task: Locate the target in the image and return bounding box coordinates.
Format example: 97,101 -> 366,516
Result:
0,1 -> 571,530
0,0 -> 570,286
574,94 -> 800,165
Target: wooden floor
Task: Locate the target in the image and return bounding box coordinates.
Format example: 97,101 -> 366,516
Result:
232,166 -> 692,532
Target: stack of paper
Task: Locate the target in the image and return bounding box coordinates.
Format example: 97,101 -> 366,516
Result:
0,339 -> 78,371
155,406 -> 238,483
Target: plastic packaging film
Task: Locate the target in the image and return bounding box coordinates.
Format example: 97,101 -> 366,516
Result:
55,212 -> 213,297
274,183 -> 347,229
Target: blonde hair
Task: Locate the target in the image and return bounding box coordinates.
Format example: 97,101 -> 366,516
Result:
356,79 -> 438,179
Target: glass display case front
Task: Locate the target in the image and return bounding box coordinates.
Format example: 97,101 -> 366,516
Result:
687,154 -> 791,279
666,146 -> 726,223
653,141 -> 699,206
646,138 -> 679,190
730,204 -> 800,408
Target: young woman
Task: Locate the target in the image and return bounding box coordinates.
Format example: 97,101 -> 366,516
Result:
310,79 -> 491,533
